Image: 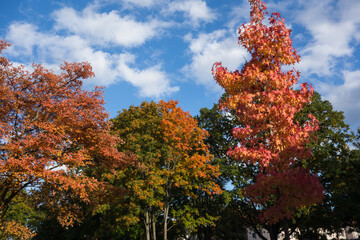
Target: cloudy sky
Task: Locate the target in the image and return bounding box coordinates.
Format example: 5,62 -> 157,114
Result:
1,0 -> 360,131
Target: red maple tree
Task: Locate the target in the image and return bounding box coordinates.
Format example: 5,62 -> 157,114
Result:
212,0 -> 323,235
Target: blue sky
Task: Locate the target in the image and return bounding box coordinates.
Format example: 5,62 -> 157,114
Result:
1,0 -> 360,131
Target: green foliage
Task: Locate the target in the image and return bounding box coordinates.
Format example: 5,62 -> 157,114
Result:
112,101 -> 166,208
196,98 -> 238,159
4,192 -> 40,229
33,201 -> 145,240
110,100 -> 221,240
0,191 -> 40,239
291,92 -> 359,236
194,99 -> 248,239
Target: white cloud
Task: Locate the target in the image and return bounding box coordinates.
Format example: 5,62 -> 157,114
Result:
183,30 -> 248,92
295,0 -> 360,76
122,0 -> 157,7
227,0 -> 251,29
167,0 -> 216,25
52,7 -> 168,47
118,53 -> 179,98
5,22 -> 178,98
90,0 -> 166,9
320,70 -> 360,129
6,23 -> 117,85
5,23 -> 39,57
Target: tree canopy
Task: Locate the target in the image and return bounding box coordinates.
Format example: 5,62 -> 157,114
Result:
212,0 -> 324,238
111,100 -> 222,240
1,0 -> 359,237
0,40 -> 132,238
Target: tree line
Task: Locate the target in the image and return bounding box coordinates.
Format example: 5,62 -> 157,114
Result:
1,0 -> 360,239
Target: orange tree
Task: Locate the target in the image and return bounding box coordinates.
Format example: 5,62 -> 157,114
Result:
0,41 -> 129,237
111,100 -> 221,240
212,1 -> 323,239
159,100 -> 222,240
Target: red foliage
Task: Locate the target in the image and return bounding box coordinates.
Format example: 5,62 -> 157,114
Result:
212,0 -> 324,223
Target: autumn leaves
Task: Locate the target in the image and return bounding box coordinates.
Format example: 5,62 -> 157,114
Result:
0,40 -> 128,237
213,0 -> 323,232
111,100 -> 221,240
1,0 -> 324,239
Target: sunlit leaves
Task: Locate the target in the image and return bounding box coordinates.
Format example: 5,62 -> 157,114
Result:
212,0 -> 323,224
159,100 -> 222,195
0,40 -> 130,235
112,100 -> 221,239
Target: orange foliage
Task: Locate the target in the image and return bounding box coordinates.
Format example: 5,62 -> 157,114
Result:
0,220 -> 35,240
0,40 -> 131,230
159,100 -> 222,196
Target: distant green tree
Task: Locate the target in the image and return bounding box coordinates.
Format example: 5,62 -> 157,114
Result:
0,191 -> 40,240
291,92 -> 358,238
354,127 -> 360,149
194,98 -> 247,240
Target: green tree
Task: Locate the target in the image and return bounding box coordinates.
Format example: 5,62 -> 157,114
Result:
294,100 -> 360,237
111,101 -> 163,240
354,127 -> 360,149
111,100 -> 222,240
194,98 -> 247,240
292,92 -> 357,238
0,191 -> 41,240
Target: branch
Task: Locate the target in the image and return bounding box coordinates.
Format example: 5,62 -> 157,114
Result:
0,180 -> 34,218
237,201 -> 268,240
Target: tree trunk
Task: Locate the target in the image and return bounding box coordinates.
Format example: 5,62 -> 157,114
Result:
253,227 -> 268,240
204,226 -> 212,240
267,223 -> 281,240
163,203 -> 169,240
152,213 -> 157,240
269,231 -> 278,240
145,209 -> 151,240
283,219 -> 290,240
